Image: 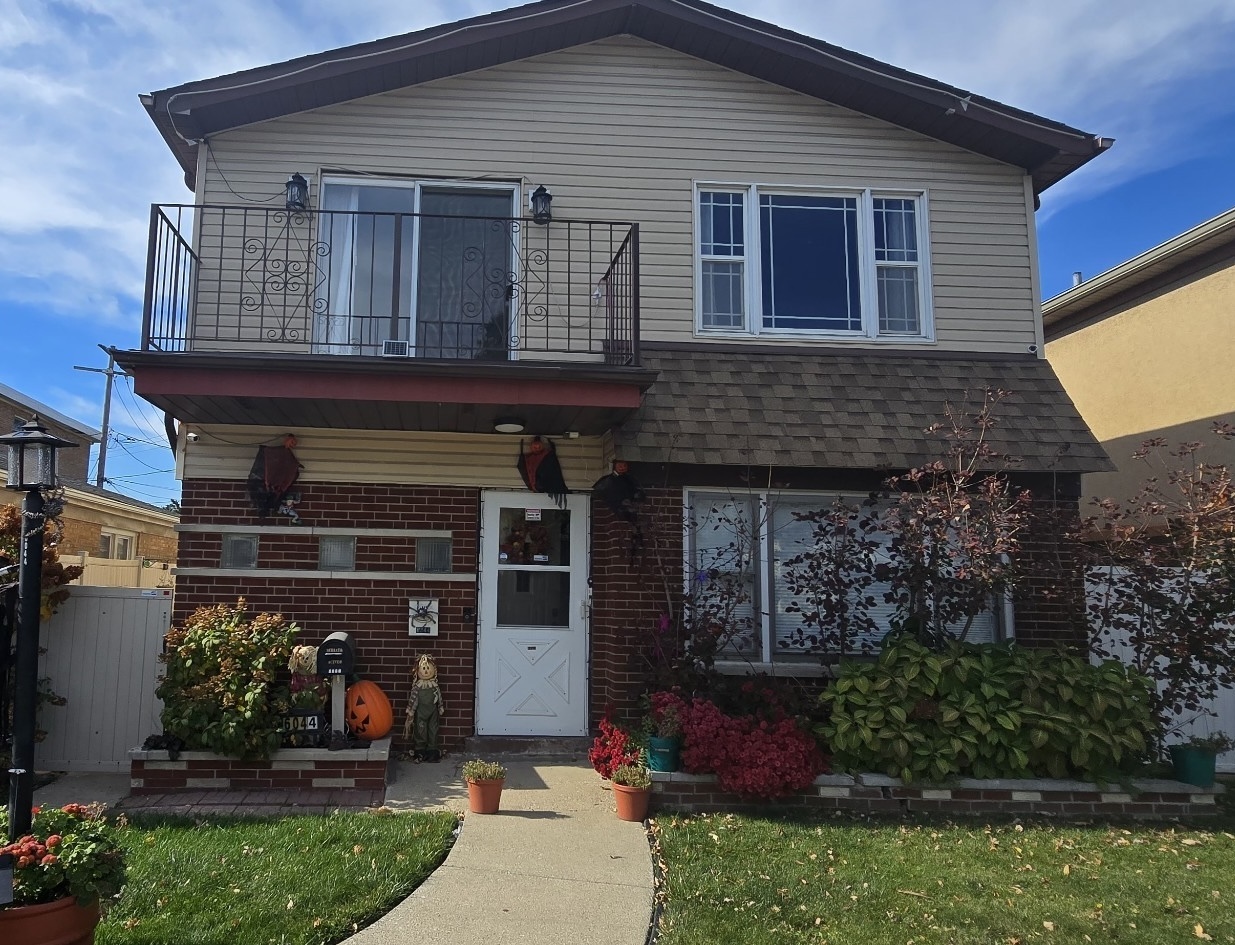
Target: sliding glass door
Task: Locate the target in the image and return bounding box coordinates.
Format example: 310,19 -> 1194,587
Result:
315,179 -> 518,359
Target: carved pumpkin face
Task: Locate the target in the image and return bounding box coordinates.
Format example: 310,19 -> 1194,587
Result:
344,680 -> 393,740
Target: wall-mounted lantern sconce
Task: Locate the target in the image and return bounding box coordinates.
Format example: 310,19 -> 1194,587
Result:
530,185 -> 552,225
285,173 -> 309,211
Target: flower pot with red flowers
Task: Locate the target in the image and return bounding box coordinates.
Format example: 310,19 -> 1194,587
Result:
0,802 -> 127,945
644,695 -> 686,773
462,759 -> 508,814
611,764 -> 652,822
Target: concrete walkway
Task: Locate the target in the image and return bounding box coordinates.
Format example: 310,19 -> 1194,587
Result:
33,758 -> 656,945
352,757 -> 654,945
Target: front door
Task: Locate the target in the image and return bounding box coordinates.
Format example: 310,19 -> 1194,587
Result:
476,492 -> 589,736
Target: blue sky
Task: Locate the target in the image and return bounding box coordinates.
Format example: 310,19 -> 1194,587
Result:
3,0 -> 1235,505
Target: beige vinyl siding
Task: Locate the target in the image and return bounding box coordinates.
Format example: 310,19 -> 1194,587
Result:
183,426 -> 608,488
199,36 -> 1037,354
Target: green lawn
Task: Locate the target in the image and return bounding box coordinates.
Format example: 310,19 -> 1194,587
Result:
655,814 -> 1235,945
98,811 -> 457,945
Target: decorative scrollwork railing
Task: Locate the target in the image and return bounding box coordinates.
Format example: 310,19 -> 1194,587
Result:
141,204 -> 639,365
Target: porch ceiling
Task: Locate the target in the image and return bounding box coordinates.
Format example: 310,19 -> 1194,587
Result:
112,350 -> 655,436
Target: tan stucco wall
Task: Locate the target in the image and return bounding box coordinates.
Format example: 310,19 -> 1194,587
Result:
1045,259 -> 1235,508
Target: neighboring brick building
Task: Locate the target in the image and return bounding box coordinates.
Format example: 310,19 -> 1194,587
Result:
1,383 -> 178,583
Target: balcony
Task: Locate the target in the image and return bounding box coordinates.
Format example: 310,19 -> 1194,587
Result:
143,204 -> 639,363
122,204 -> 654,435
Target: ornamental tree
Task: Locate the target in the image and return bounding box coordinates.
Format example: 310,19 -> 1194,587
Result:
1086,423 -> 1235,753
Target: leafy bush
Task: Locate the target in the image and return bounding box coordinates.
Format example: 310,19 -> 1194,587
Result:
157,599 -> 300,759
681,694 -> 826,798
820,640 -> 1153,783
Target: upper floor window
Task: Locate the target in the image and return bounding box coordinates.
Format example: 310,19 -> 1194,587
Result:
696,186 -> 931,340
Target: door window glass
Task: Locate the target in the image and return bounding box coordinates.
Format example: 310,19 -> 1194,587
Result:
497,507 -> 570,566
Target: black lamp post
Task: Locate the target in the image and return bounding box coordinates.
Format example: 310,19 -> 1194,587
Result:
530,185 -> 552,225
1,417 -> 75,842
285,172 -> 309,212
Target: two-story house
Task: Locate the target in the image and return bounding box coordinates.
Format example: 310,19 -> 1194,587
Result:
114,0 -> 1111,749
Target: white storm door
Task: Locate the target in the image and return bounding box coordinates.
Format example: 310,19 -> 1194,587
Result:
476,492 -> 589,736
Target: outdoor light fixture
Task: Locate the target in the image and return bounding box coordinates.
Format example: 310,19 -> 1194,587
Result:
285,172 -> 309,211
2,416 -> 75,491
494,417 -> 526,434
0,416 -> 75,847
530,185 -> 552,225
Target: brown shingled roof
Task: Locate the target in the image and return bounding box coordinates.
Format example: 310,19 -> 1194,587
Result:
613,345 -> 1113,473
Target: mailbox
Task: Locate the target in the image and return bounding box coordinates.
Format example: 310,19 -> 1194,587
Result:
317,631 -> 354,676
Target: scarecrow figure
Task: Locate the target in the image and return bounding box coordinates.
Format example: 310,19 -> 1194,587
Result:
288,645 -> 325,709
516,435 -> 568,508
404,654 -> 445,762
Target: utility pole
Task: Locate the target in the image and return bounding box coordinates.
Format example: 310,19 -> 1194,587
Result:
72,345 -> 122,489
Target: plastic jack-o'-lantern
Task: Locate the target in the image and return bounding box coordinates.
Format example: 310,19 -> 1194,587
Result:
344,680 -> 393,741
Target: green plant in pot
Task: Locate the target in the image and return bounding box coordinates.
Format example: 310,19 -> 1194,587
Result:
644,691 -> 687,773
462,759 -> 508,814
0,802 -> 126,945
1169,731 -> 1234,788
611,763 -> 652,822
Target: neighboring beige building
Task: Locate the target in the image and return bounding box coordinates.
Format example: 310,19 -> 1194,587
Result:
0,384 -> 178,586
1044,208 -> 1235,508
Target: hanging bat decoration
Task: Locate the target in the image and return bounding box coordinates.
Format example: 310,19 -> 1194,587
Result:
247,434 -> 304,518
591,460 -> 645,524
516,435 -> 568,508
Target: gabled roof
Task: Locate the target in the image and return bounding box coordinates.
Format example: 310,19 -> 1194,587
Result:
0,382 -> 101,442
143,0 -> 1109,194
615,344 -> 1113,473
1042,206 -> 1235,336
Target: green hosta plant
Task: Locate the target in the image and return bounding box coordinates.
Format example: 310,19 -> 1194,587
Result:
157,599 -> 300,759
821,639 -> 1154,783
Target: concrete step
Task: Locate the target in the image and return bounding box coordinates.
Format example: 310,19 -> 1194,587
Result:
462,736 -> 592,759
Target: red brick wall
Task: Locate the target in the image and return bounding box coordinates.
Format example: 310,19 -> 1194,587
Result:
177,479 -> 479,751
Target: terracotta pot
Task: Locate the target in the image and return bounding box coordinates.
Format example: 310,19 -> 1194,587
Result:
466,777 -> 505,814
0,895 -> 100,945
613,782 -> 651,822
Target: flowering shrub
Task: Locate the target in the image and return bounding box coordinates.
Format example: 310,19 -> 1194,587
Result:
680,694 -> 826,798
0,802 -> 126,908
589,715 -> 641,779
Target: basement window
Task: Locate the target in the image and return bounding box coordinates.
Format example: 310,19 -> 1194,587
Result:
416,537 -> 452,573
319,536 -> 356,571
221,534 -> 259,570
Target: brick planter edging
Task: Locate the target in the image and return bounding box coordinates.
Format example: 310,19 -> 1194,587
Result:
651,771 -> 1224,819
128,738 -> 391,795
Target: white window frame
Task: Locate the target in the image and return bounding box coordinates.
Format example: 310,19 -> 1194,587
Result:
693,182 -> 935,343
683,488 -> 1008,673
99,529 -> 136,560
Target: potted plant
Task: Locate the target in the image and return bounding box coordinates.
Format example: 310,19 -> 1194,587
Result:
611,763 -> 652,822
1169,732 -> 1234,788
645,703 -> 684,773
462,759 -> 508,814
0,802 -> 126,945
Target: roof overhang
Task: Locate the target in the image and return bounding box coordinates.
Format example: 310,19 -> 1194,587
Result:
143,0 -> 1108,195
1043,206 -> 1235,336
111,350 -> 657,437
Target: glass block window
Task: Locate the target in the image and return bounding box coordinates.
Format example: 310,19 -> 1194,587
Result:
221,534 -> 258,569
319,536 -> 356,570
417,536 -> 453,573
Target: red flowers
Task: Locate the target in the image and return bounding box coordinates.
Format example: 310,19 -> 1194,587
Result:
680,696 -> 825,798
588,715 -> 641,779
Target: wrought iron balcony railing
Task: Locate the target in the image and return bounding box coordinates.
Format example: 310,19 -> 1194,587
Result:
142,205 -> 639,365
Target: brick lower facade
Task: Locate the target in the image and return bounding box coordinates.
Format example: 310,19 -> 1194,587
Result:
173,471 -> 1090,751
652,772 -> 1223,819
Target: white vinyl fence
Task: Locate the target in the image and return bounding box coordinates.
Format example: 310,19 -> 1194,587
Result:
36,586 -> 171,771
1088,569 -> 1235,773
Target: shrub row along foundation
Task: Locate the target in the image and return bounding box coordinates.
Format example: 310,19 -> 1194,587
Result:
129,739 -> 390,795
651,771 -> 1222,819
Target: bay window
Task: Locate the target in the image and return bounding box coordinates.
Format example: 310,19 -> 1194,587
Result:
696,185 -> 931,339
686,491 -> 1003,666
